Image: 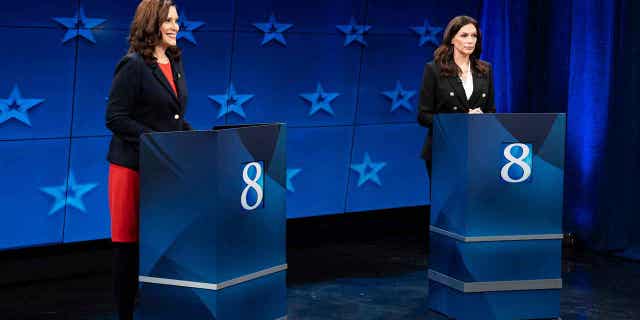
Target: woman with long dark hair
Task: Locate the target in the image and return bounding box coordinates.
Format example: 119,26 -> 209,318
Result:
417,15 -> 495,248
105,0 -> 192,318
418,15 -> 495,172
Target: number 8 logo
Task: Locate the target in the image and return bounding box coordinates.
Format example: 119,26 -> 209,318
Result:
241,162 -> 264,211
500,143 -> 532,183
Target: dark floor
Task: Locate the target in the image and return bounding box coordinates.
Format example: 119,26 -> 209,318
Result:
1,207 -> 639,319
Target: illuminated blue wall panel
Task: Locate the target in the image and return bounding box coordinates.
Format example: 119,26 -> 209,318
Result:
77,0 -> 136,30
346,124 -> 429,212
62,137 -> 111,243
79,0 -> 234,31
287,126 -> 353,218
365,0 -> 482,34
1,1 -> 466,250
180,32 -> 233,129
172,1 -> 234,31
357,34 -> 431,125
235,0 -> 366,33
2,0 -> 76,28
0,139 -> 69,249
1,29 -> 75,140
73,29 -> 128,137
229,33 -> 360,126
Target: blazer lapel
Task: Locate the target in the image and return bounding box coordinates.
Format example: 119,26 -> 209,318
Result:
468,71 -> 486,108
170,62 -> 186,111
467,71 -> 480,106
446,76 -> 468,107
150,63 -> 180,110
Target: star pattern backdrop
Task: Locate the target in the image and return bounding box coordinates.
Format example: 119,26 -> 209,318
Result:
0,0 -> 481,250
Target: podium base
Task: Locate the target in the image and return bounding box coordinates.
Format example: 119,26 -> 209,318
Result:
135,271 -> 287,320
428,281 -> 560,320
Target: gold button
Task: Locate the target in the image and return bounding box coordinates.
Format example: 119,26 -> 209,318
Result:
174,114 -> 180,120
450,92 -> 455,96
482,93 -> 486,98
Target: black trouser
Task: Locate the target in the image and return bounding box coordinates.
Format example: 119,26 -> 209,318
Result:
425,159 -> 432,253
112,242 -> 139,320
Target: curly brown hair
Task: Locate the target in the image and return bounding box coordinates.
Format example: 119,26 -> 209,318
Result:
433,16 -> 489,77
128,0 -> 181,64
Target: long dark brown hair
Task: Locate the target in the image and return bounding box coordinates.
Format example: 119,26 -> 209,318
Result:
128,0 -> 181,64
433,15 -> 489,77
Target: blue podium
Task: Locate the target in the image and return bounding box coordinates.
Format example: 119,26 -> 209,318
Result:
428,114 -> 565,320
136,124 -> 287,320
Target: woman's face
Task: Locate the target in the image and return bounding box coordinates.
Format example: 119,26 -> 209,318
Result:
160,6 -> 179,48
451,23 -> 477,57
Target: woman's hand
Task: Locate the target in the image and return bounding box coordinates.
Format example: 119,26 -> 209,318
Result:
468,107 -> 483,114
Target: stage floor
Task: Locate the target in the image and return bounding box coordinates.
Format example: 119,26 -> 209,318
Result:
1,207 -> 638,319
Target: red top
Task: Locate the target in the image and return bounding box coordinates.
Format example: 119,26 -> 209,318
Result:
158,62 -> 177,96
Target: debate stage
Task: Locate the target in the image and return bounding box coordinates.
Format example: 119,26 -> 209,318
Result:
1,207 -> 638,319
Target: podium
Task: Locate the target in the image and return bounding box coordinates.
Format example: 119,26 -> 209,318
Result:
136,124 -> 287,319
428,114 -> 565,320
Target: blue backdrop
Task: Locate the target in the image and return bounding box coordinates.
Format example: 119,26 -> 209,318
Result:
1,0 -> 638,259
2,0 -> 481,250
481,0 -> 640,259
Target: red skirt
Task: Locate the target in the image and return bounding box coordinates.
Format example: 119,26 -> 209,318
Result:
108,163 -> 139,243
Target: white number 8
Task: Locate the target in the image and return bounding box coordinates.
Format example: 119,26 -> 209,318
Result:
500,143 -> 532,183
241,162 -> 264,210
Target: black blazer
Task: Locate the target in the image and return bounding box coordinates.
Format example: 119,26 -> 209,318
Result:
105,52 -> 192,170
416,61 -> 495,160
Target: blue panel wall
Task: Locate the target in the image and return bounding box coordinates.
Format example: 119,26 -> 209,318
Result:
74,29 -> 129,137
346,124 -> 428,212
63,137 -> 111,242
287,127 -> 352,218
0,0 -> 482,250
2,0 -> 77,28
2,29 -> 75,140
179,32 -> 234,128
234,0 -> 366,33
0,139 -> 69,249
230,32 -> 360,126
357,34 -> 430,125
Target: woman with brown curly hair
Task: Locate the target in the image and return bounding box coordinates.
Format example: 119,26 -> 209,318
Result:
105,0 -> 192,318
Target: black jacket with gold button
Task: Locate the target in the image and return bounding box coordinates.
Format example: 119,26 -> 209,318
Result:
417,60 -> 495,160
105,52 -> 192,170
